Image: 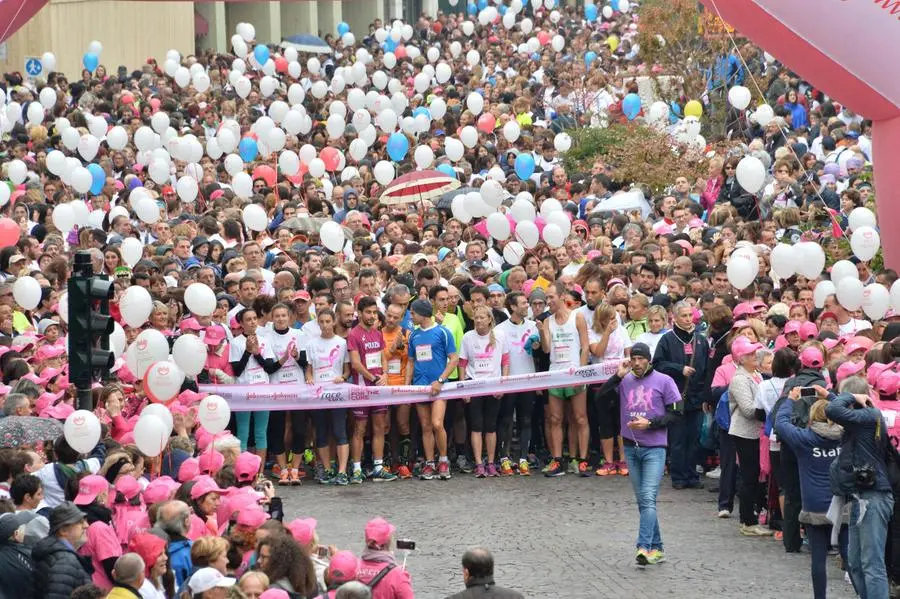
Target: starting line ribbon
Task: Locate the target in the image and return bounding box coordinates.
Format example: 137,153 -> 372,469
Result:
199,360 -> 621,411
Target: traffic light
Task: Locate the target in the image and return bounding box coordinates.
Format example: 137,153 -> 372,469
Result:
68,252 -> 114,409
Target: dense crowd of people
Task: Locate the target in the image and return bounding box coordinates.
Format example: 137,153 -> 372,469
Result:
0,0 -> 890,597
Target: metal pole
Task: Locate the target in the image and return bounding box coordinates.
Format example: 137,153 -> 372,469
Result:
73,252 -> 94,411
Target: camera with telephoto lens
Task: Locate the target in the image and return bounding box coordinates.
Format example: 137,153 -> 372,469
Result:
854,465 -> 876,490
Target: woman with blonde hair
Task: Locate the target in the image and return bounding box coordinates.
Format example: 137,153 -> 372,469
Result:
459,305 -> 510,478
590,303 -> 632,476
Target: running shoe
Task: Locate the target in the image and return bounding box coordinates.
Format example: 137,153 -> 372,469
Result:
578,460 -> 591,477
487,463 -> 499,477
527,453 -> 540,470
278,469 -> 291,486
289,469 -> 302,485
350,469 -> 364,485
518,459 -> 531,476
706,466 -> 721,479
635,548 -> 650,565
595,462 -> 616,476
717,510 -> 731,519
646,549 -> 666,564
371,468 -> 398,482
396,465 -> 413,479
272,463 -> 282,479
333,472 -> 349,486
420,463 -> 436,480
438,461 -> 452,480
544,459 -> 565,477
456,454 -> 473,474
499,457 -> 514,476
567,458 -> 579,474
474,464 -> 486,478
616,461 -> 629,476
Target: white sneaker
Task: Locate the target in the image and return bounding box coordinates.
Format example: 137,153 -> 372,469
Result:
717,509 -> 731,518
706,467 -> 721,480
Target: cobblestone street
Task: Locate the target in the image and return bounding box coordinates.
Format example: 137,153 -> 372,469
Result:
280,474 -> 854,599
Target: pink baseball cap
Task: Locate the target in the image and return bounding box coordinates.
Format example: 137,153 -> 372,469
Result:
287,518 -> 318,546
177,390 -> 205,406
180,317 -> 203,332
835,361 -> 865,384
364,517 -> 396,547
234,452 -> 262,483
877,370 -> 900,396
823,337 -> 844,351
198,450 -> 225,475
178,458 -> 200,483
203,326 -> 227,345
799,322 -> 818,340
260,590 -> 290,599
730,319 -> 750,331
327,550 -> 359,584
784,320 -> 802,335
773,335 -> 789,350
42,402 -> 74,420
733,302 -> 756,319
236,507 -> 270,528
844,337 -> 872,356
190,475 -> 230,500
799,347 -> 824,368
144,478 -> 177,505
868,362 -> 894,387
114,475 -> 143,501
74,475 -> 110,505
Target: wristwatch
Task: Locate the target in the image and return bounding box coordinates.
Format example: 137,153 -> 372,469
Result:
437,377 -> 446,384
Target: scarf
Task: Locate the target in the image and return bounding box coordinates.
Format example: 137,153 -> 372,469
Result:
810,420 -> 843,441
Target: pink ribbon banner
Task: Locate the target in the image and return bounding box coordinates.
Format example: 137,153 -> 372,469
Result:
199,360 -> 621,411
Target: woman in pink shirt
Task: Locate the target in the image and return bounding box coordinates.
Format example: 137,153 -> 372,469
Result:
73,475 -> 123,590
203,325 -> 235,383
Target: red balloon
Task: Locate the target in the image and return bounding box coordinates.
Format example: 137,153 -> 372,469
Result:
537,31 -> 551,46
477,113 -> 496,134
394,45 -> 408,59
252,165 -> 276,187
0,218 -> 19,248
274,57 -> 288,74
320,147 -> 341,172
432,22 -> 443,34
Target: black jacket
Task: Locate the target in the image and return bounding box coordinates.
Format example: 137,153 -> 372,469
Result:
0,542 -> 34,599
445,577 -> 525,599
778,368 -> 828,427
32,536 -> 92,599
717,177 -> 759,220
652,326 -> 709,410
826,393 -> 893,496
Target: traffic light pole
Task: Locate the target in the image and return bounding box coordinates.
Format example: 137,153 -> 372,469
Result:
69,252 -> 115,411
71,253 -> 94,411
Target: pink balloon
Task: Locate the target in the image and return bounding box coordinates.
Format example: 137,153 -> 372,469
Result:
537,31 -> 551,46
473,219 -> 489,238
0,218 -> 19,248
477,113 -> 496,134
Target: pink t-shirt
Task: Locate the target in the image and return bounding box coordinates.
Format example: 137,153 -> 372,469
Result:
347,325 -> 385,385
112,504 -> 149,549
79,521 -> 122,589
713,357 -> 737,388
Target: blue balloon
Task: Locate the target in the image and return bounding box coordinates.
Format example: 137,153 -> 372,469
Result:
383,37 -> 398,52
477,0 -> 488,10
238,137 -> 258,162
337,22 -> 350,36
585,4 -> 598,22
498,4 -> 507,15
412,107 -> 431,120
437,164 -> 455,178
253,45 -> 270,66
83,52 -> 99,72
467,3 -> 477,15
585,51 -> 597,67
514,154 -> 536,180
531,53 -> 541,62
386,133 -> 409,162
623,93 -> 641,120
87,164 -> 105,195
669,101 -> 682,124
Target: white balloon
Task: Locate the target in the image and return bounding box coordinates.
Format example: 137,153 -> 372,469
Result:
436,62 -> 452,84
794,242 -> 826,279
540,198 -> 563,217
735,155 -> 766,193
467,92 -> 484,115
515,220 -> 540,249
892,280 -> 900,313
41,52 -> 57,73
486,212 -> 511,241
414,145 -> 434,169
503,241 -> 526,266
144,360 -> 185,405
451,195 -> 472,224
769,244 -> 795,280
728,85 -> 751,111
374,161 -> 394,185
141,404 -> 174,440
120,286 -> 154,328
836,277 -> 865,311
51,203 -> 75,232
460,126 -> 478,148
466,49 -> 481,67
510,200 -> 536,223
106,126 -> 128,151
26,101 -> 43,125
831,260 -> 858,284
120,237 -> 143,267
64,410 -> 101,454
848,207 -> 877,231
862,283 -> 891,320
521,18 -> 533,34
542,223 -> 565,248
278,150 -> 300,175
7,159 -> 26,185
46,150 -> 67,176
754,104 -> 775,127
299,144 -> 317,165
311,81 -> 328,99
151,112 -> 169,135
481,180 -> 505,208
851,226 -> 880,261
77,135 -> 100,161
463,191 -> 489,219
198,395 -> 231,434
545,210 -> 571,237
12,276 -> 41,310
814,280 -> 836,309
727,250 -> 758,290
110,321 -> 126,359
602,5 -> 613,18
0,185 -> 8,208
503,121 -> 521,143
70,166 -> 93,194
134,415 -> 168,457
554,133 -> 572,152
232,172 -> 253,200
235,77 -> 251,99
237,22 -> 255,42
430,98 -> 447,120
462,21 -> 475,36
308,158 -> 326,178
551,34 -> 565,52
320,221 -> 345,253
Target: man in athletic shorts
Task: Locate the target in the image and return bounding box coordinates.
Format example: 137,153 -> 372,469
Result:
347,296 -> 397,483
382,302 -> 412,478
540,281 -> 590,477
406,299 -> 459,480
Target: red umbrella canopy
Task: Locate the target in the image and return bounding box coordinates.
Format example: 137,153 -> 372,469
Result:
378,170 -> 461,205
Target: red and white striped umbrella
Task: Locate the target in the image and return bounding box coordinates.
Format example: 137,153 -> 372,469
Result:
378,170 -> 461,205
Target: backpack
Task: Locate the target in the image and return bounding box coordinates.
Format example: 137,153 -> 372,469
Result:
714,388 -> 733,430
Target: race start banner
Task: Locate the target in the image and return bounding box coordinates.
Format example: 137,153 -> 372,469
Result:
199,360 -> 621,412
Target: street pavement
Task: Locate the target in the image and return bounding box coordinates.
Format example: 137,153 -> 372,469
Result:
279,473 -> 854,599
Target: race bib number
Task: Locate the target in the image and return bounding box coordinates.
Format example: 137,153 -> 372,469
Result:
365,352 -> 382,370
416,345 -> 433,362
552,345 -> 571,364
387,359 -> 402,375
474,358 -> 493,376
315,366 -> 332,383
246,365 -> 268,385
277,367 -> 301,384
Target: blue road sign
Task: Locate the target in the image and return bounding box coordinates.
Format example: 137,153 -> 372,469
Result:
25,57 -> 42,78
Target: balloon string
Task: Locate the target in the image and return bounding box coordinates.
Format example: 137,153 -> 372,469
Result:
704,0 -> 849,239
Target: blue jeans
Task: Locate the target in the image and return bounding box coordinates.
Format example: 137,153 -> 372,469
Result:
848,490 -> 894,599
624,445 -> 666,551
235,411 -> 270,451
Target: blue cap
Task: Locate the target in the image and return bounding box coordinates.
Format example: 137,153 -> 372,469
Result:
487,284 -> 505,294
438,247 -> 452,261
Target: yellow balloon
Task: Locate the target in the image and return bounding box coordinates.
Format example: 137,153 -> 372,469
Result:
684,100 -> 703,118
607,35 -> 619,52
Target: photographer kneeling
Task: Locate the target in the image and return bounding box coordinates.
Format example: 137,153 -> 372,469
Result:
826,378 -> 894,599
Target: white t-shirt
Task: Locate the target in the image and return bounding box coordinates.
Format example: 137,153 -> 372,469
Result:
460,330 -> 508,380
36,458 -> 101,508
306,335 -> 349,383
495,318 -> 538,375
588,323 -> 631,363
636,330 -> 667,359
267,328 -> 307,383
838,318 -> 872,336
229,333 -> 276,384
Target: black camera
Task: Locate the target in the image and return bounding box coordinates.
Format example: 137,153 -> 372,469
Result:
854,465 -> 876,490
396,539 -> 416,551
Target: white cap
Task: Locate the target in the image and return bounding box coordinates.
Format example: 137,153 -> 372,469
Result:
188,568 -> 236,594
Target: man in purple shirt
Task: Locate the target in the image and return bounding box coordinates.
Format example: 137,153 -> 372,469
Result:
598,342 -> 681,566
